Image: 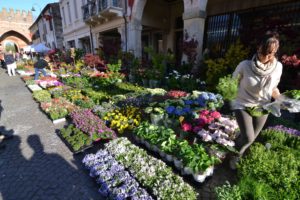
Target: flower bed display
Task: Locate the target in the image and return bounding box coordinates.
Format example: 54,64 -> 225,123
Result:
83,150 -> 153,199
36,76 -> 63,89
32,90 -> 52,103
59,124 -> 93,153
40,97 -> 77,122
105,138 -> 198,199
70,109 -> 116,141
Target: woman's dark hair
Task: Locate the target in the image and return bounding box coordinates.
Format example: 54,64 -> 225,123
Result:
258,31 -> 280,56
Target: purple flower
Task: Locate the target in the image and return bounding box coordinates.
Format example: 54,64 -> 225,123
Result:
267,125 -> 300,136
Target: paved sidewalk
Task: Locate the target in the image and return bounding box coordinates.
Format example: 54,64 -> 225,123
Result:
0,68 -> 101,200
0,68 -> 237,200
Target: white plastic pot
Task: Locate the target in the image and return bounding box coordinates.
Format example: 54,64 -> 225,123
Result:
173,158 -> 183,170
193,173 -> 207,183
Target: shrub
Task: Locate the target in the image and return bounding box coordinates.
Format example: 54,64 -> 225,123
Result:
205,40 -> 248,90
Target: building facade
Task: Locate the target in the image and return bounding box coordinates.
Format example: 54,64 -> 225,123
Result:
59,0 -> 92,53
58,0 -> 299,63
29,3 -> 63,50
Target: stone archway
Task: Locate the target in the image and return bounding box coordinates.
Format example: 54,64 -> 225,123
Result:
0,8 -> 33,52
0,30 -> 31,52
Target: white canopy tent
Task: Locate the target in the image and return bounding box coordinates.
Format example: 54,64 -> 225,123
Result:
32,43 -> 51,53
23,43 -> 51,53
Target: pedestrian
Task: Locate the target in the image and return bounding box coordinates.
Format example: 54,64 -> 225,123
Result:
34,54 -> 49,80
4,51 -> 16,76
230,31 -> 282,169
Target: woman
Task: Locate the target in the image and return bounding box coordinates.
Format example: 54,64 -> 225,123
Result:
230,31 -> 282,169
4,51 -> 16,76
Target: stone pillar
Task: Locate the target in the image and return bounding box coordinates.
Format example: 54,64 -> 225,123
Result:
182,8 -> 206,64
118,25 -> 126,52
127,19 -> 142,58
182,0 -> 208,64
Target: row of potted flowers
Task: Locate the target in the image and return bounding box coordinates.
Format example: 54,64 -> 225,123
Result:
133,121 -> 220,182
83,150 -> 154,200
104,137 -> 198,199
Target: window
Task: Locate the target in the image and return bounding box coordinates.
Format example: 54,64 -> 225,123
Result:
74,0 -> 78,19
67,2 -> 72,24
49,19 -> 53,31
62,7 -> 66,26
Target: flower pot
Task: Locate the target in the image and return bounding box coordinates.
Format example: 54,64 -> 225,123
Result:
159,150 -> 166,158
142,78 -> 149,87
151,145 -> 159,152
150,113 -> 164,126
149,79 -> 160,88
133,135 -> 140,143
183,166 -> 193,175
204,166 -> 214,177
192,172 -> 207,183
144,141 -> 151,149
140,138 -> 145,144
173,158 -> 183,170
165,154 -> 173,162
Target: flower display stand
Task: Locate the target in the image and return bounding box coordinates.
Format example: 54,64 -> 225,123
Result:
27,84 -> 42,92
52,118 -> 66,124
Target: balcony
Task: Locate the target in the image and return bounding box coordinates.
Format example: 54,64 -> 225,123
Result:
98,0 -> 123,18
82,0 -> 123,24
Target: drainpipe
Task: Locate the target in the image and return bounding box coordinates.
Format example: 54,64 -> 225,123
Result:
89,25 -> 94,53
123,0 -> 128,52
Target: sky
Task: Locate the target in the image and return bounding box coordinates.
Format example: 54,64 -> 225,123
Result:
0,0 -> 59,16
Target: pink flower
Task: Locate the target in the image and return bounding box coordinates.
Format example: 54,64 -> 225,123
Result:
210,111 -> 221,119
181,122 -> 192,132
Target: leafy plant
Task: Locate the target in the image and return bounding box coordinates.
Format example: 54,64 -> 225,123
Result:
238,143 -> 299,200
216,75 -> 239,101
144,47 -> 166,80
60,124 -> 92,152
215,181 -> 242,200
32,90 -> 51,103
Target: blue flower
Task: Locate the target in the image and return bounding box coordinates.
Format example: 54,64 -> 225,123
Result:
166,106 -> 175,114
182,106 -> 192,114
201,92 -> 209,100
184,99 -> 193,105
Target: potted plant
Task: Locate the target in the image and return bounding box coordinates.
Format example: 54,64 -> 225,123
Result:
144,106 -> 165,126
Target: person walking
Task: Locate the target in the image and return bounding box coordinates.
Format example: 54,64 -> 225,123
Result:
34,54 -> 49,80
4,51 -> 16,76
230,31 -> 283,169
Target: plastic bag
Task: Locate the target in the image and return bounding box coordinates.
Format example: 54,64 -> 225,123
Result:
263,95 -> 300,117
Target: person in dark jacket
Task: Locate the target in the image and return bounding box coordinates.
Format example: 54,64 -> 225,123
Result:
34,54 -> 49,80
4,51 -> 16,76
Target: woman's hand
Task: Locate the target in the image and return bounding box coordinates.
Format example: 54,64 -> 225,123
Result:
272,88 -> 281,99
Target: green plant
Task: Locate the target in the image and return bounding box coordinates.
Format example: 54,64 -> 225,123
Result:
237,176 -> 277,200
205,40 -> 249,90
32,90 -> 51,102
216,75 -> 239,101
238,143 -> 299,199
25,80 -> 36,85
144,47 -> 166,80
60,124 -> 92,152
215,181 -> 242,200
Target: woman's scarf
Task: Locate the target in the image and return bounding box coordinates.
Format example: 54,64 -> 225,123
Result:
251,55 -> 278,98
